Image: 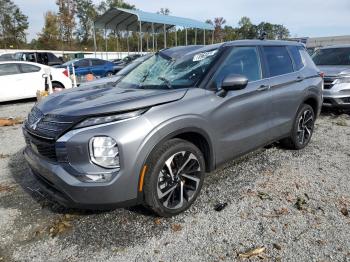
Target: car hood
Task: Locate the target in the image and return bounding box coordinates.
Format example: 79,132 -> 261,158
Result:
317,65 -> 350,77
78,75 -> 122,88
36,85 -> 188,117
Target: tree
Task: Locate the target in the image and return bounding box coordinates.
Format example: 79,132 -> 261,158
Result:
158,8 -> 170,15
37,11 -> 60,49
256,22 -> 290,40
223,25 -> 238,41
56,0 -> 76,48
75,0 -> 97,44
273,24 -> 290,40
213,17 -> 226,43
97,0 -> 135,15
237,17 -> 257,39
0,0 -> 28,48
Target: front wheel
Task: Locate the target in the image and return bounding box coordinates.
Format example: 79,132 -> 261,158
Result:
143,139 -> 205,217
280,104 -> 315,150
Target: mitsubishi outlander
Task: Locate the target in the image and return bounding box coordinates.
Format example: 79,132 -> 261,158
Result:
23,40 -> 323,217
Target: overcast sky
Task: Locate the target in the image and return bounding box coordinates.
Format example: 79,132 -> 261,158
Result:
14,0 -> 350,41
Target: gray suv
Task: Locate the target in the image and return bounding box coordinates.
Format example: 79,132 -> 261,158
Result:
23,40 -> 323,217
312,45 -> 350,108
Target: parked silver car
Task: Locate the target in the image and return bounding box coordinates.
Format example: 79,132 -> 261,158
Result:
23,40 -> 323,217
312,45 -> 350,108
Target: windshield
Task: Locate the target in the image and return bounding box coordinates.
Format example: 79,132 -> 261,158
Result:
312,48 -> 350,66
116,55 -> 152,76
117,49 -> 218,89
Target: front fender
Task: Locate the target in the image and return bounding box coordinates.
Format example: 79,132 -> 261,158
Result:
133,114 -> 216,198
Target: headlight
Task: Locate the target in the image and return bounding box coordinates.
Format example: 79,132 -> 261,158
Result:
89,136 -> 120,169
74,109 -> 147,129
334,77 -> 350,84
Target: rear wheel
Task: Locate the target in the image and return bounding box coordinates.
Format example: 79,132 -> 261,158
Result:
106,71 -> 114,77
143,139 -> 205,217
52,82 -> 64,92
280,104 -> 315,150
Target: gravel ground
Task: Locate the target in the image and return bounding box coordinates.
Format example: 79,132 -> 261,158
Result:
0,101 -> 349,262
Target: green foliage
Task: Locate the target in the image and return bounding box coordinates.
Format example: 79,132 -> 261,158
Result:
56,0 -> 76,48
76,0 -> 97,44
0,0 -> 28,48
256,22 -> 290,40
158,8 -> 170,15
97,0 -> 135,15
36,11 -> 60,50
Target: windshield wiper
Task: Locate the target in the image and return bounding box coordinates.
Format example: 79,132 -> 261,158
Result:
158,76 -> 173,89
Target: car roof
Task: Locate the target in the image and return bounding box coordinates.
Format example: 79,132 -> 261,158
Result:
319,44 -> 350,49
223,39 -> 305,47
0,61 -> 45,67
159,40 -> 304,60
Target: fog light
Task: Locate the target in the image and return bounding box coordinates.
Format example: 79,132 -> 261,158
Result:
79,173 -> 113,183
89,136 -> 120,168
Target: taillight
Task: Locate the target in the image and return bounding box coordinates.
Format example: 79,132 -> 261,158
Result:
63,69 -> 69,77
319,72 -> 325,78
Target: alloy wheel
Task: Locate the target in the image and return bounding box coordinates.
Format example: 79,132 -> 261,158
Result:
297,109 -> 314,145
157,151 -> 201,210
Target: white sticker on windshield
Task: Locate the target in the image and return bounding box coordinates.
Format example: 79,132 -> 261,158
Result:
193,50 -> 217,62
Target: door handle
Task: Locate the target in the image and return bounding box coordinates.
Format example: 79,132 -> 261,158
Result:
257,85 -> 270,91
296,76 -> 304,82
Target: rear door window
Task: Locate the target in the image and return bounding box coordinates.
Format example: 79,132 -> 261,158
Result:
91,59 -> 106,66
0,63 -> 21,76
287,46 -> 304,71
263,46 -> 294,77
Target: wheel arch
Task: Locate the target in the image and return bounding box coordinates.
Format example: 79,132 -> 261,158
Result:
137,125 -> 215,197
51,80 -> 65,89
302,95 -> 320,118
166,128 -> 215,173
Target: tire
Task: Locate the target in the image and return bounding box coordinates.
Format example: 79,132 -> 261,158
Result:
280,104 -> 315,150
106,71 -> 114,77
52,82 -> 64,92
143,138 -> 205,217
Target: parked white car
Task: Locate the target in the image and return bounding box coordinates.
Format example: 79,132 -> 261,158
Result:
0,61 -> 73,102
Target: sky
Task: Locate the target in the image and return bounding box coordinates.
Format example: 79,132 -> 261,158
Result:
14,0 -> 350,41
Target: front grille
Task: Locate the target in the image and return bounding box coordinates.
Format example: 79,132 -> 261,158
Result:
323,98 -> 333,104
324,77 -> 336,89
341,97 -> 350,103
25,107 -> 76,139
24,132 -> 57,161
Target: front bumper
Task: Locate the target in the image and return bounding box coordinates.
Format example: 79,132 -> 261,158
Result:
323,83 -> 350,108
24,146 -> 139,209
22,115 -> 155,210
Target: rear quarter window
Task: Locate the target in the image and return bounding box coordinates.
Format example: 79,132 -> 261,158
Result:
287,46 -> 304,71
263,46 -> 294,77
20,64 -> 41,73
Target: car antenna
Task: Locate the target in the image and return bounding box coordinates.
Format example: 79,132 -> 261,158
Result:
259,31 -> 267,40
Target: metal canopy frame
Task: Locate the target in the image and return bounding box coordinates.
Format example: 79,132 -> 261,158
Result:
94,7 -> 214,56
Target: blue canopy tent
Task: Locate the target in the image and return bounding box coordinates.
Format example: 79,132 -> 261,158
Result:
94,7 -> 214,56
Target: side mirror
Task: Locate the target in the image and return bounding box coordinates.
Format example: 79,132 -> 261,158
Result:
221,74 -> 248,91
42,73 -> 48,79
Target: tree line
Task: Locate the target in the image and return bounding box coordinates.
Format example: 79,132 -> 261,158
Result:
0,0 -> 290,52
